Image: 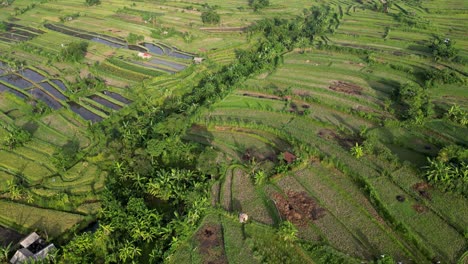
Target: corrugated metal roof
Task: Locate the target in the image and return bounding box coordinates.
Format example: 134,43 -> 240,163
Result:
9,248 -> 33,264
19,232 -> 39,248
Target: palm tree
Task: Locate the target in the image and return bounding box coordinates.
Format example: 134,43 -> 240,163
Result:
351,143 -> 364,159
277,221 -> 298,244
118,241 -> 141,263
0,243 -> 12,263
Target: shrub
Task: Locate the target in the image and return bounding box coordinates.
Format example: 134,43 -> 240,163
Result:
1,124 -> 31,149
249,0 -> 270,11
424,145 -> 468,197
429,35 -> 458,61
59,41 -> 88,62
424,68 -> 466,87
393,11 -> 429,29
151,27 -> 177,39
85,0 -> 100,6
201,10 -> 220,24
445,104 -> 468,126
126,33 -> 144,44
0,21 -> 6,32
393,82 -> 432,122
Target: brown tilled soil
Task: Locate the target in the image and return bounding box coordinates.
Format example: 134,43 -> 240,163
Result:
241,91 -> 283,101
242,147 -> 277,162
196,224 -> 228,264
412,204 -> 428,214
272,191 -> 325,226
412,182 -> 432,200
329,81 -> 363,95
317,129 -> 359,149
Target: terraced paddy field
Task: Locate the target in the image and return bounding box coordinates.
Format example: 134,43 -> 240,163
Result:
0,0 -> 466,263
174,0 -> 467,263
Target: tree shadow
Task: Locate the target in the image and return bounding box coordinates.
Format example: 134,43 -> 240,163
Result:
232,198 -> 242,213
61,138 -> 80,156
21,121 -> 39,135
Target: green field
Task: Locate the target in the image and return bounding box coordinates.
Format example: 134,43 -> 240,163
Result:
0,0 -> 467,263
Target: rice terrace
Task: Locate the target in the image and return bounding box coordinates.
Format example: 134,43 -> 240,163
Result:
0,0 -> 467,263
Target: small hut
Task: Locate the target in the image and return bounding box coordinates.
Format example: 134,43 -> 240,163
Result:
10,232 -> 56,264
239,213 -> 249,223
137,52 -> 152,59
283,151 -> 296,164
193,57 -> 203,64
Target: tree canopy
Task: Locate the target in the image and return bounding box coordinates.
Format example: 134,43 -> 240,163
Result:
201,9 -> 220,24
85,0 -> 101,6
59,41 -> 89,62
249,0 -> 270,11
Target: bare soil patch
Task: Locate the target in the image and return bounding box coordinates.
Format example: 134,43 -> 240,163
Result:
412,182 -> 432,200
241,92 -> 283,101
196,224 -> 228,264
329,81 -> 363,95
242,147 -> 277,163
412,204 -> 427,214
318,129 -> 360,149
272,191 -> 325,226
113,14 -> 143,24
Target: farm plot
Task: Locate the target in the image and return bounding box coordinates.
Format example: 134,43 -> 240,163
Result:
0,200 -> 84,238
0,23 -> 45,44
230,167 -> 274,225
369,176 -> 466,263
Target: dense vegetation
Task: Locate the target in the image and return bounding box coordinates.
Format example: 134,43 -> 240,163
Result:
0,0 -> 466,263
59,41 -> 88,62
201,5 -> 220,25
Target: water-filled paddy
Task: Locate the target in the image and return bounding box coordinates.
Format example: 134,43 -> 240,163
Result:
148,58 -> 186,71
30,88 -> 62,109
51,79 -> 67,91
89,94 -> 122,110
144,43 -> 165,55
40,82 -> 67,101
0,83 -> 27,98
20,69 -> 45,82
69,102 -> 103,123
169,51 -> 193,60
0,74 -> 33,89
102,91 -> 131,104
91,37 -> 125,48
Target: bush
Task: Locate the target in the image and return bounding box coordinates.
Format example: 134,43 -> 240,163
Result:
429,35 -> 458,61
151,27 -> 177,39
85,0 -> 100,6
201,10 -> 220,24
424,68 -> 466,87
393,11 -> 429,29
60,41 -> 88,62
424,145 -> 468,197
393,82 -> 432,123
1,124 -> 31,149
249,0 -> 270,11
0,21 -> 7,32
445,104 -> 468,126
126,33 -> 144,44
